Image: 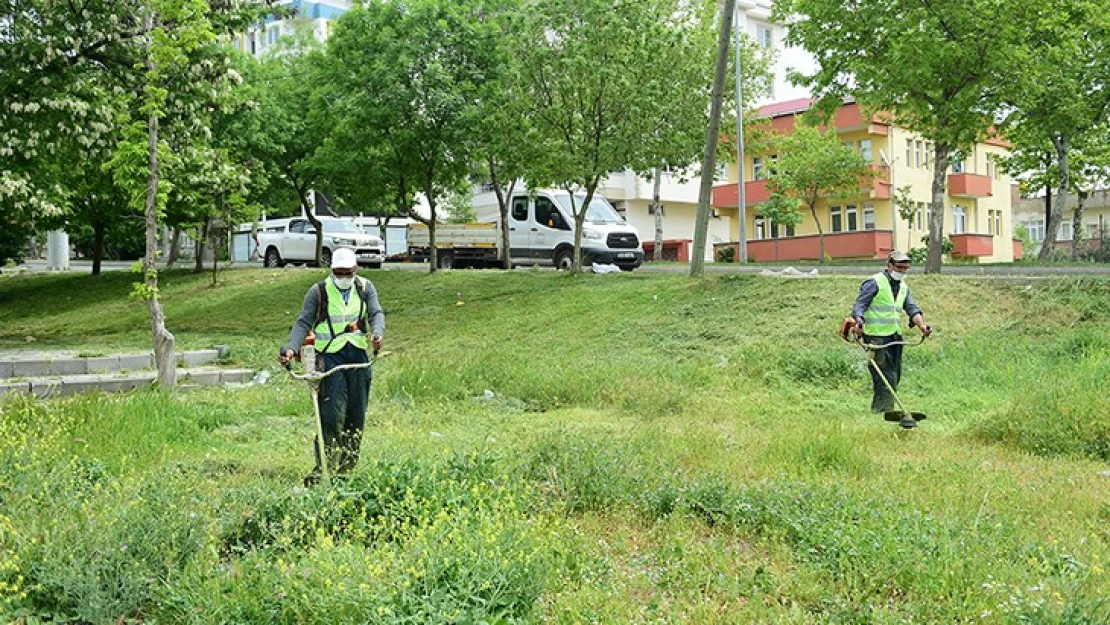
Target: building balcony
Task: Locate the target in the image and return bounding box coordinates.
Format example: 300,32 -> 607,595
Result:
950,233 -> 994,257
714,229 -> 894,263
711,179 -> 771,208
867,163 -> 891,200
948,173 -> 992,198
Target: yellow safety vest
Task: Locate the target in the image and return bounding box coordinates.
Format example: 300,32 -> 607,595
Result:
313,277 -> 368,353
862,272 -> 908,337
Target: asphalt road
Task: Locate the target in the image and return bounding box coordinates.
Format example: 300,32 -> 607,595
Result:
15,258 -> 1110,277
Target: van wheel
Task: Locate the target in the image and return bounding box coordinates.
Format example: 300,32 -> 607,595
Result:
264,247 -> 284,268
553,248 -> 574,271
437,250 -> 455,270
320,247 -> 332,268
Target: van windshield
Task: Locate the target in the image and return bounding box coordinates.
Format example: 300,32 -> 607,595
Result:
555,193 -> 624,224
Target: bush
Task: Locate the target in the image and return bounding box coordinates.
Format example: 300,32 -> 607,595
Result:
716,246 -> 735,263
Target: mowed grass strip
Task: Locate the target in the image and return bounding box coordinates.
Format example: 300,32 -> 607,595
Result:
0,268 -> 1107,623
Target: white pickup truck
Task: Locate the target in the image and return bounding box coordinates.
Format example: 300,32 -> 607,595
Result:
258,216 -> 385,268
409,189 -> 644,270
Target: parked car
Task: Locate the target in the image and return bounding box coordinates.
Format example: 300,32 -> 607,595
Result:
257,216 -> 385,268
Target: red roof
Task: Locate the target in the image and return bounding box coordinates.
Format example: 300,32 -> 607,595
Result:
756,98 -> 816,118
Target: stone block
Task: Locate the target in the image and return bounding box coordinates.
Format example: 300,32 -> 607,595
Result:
12,360 -> 52,377
30,379 -> 62,398
85,356 -> 121,373
48,359 -> 88,376
117,354 -> 154,371
220,369 -> 256,384
182,369 -> 222,385
0,381 -> 31,396
181,350 -> 220,367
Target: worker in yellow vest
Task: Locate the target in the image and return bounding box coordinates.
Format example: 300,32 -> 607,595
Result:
279,248 -> 385,485
847,250 -> 931,413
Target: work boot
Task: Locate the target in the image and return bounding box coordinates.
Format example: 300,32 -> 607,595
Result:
898,414 -> 917,429
302,470 -> 321,487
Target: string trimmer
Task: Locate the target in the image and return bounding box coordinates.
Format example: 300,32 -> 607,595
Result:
283,339 -> 377,486
840,324 -> 929,429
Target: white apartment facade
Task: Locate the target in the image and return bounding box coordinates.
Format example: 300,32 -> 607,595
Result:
231,0 -> 351,57
599,0 -> 817,261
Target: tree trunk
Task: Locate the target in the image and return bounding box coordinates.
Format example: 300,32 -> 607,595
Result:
166,225 -> 181,268
652,167 -> 663,262
690,0 -> 735,277
809,202 -> 824,262
1070,189 -> 1087,260
425,173 -> 438,273
143,13 -> 176,390
211,208 -> 221,287
489,158 -> 514,270
926,143 -> 951,274
194,219 -> 208,273
92,221 -> 105,276
1039,135 -> 1069,262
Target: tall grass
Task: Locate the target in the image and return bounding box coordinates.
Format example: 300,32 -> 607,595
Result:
0,269 -> 1107,622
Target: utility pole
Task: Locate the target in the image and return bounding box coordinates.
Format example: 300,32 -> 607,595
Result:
690,0 -> 735,276
734,2 -> 747,264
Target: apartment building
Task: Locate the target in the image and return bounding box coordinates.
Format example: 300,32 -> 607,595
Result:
710,98 -> 1017,263
1012,187 -> 1110,257
599,0 -> 817,262
231,0 -> 351,57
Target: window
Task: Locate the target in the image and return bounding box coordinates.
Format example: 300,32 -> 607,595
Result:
952,206 -> 966,234
1058,220 -> 1073,241
753,157 -> 764,181
985,160 -> 994,180
1024,219 -> 1045,242
995,211 -> 1002,237
290,219 -> 307,234
830,206 -> 843,233
905,139 -> 913,168
926,203 -> 933,229
863,203 -> 875,230
755,215 -> 767,240
511,197 -> 528,221
915,141 -> 923,169
951,153 -> 965,173
757,25 -> 774,48
845,204 -> 858,231
859,140 -> 872,163
924,142 -> 933,168
1087,223 -> 1101,239
535,197 -> 568,229
267,24 -> 280,45
915,202 -> 924,230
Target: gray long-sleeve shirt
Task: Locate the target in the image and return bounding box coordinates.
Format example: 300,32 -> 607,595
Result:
851,270 -> 923,325
283,277 -> 385,355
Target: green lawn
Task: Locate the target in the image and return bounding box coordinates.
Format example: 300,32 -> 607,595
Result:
1,267 -> 1107,623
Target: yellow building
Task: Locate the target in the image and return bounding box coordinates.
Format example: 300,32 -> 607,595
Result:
711,98 -> 1017,263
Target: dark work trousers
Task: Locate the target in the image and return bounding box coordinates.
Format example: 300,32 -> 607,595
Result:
864,333 -> 903,413
315,342 -> 372,475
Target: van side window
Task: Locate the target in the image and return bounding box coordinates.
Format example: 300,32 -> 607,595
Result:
511,197 -> 528,221
535,197 -> 568,230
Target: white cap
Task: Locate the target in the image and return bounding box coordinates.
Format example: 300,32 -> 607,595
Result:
331,247 -> 357,269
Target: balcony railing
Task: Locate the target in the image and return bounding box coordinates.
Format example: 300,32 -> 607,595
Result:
711,179 -> 771,208
715,230 -> 894,262
950,233 -> 994,256
948,173 -> 992,198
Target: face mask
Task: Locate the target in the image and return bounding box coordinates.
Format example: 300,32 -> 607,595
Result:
333,275 -> 354,290
889,271 -> 906,281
